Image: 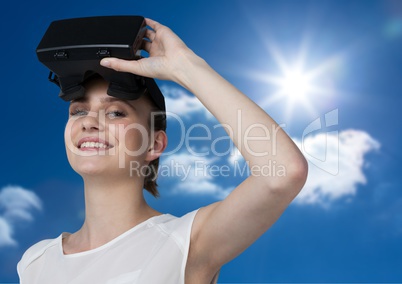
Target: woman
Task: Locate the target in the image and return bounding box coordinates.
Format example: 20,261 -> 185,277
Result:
18,18 -> 308,283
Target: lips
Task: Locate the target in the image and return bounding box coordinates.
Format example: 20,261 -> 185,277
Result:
77,137 -> 113,150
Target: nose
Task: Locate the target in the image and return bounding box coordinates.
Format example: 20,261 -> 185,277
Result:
81,111 -> 105,132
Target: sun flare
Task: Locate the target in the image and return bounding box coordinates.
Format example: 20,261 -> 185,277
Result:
279,68 -> 313,102
244,38 -> 341,121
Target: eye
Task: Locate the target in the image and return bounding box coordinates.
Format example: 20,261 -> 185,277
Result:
107,110 -> 126,119
70,109 -> 88,116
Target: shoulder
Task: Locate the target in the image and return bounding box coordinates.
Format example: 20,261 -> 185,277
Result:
151,209 -> 199,251
157,209 -> 199,233
17,236 -> 60,276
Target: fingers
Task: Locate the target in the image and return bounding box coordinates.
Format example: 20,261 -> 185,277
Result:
100,58 -> 142,75
143,29 -> 154,53
145,18 -> 161,31
145,29 -> 156,42
141,40 -> 152,53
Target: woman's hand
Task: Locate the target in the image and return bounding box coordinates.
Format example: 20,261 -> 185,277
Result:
101,17 -> 308,277
100,18 -> 197,84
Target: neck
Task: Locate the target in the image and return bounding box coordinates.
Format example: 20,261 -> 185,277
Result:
68,175 -> 160,251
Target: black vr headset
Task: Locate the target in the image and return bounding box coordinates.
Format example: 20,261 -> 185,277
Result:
36,15 -> 165,111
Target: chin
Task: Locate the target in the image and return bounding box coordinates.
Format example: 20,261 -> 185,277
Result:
73,163 -> 109,177
67,154 -> 112,175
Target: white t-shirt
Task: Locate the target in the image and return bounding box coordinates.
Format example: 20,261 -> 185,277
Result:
17,209 -> 219,284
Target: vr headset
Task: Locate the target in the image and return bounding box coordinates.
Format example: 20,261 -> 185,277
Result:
36,15 -> 165,111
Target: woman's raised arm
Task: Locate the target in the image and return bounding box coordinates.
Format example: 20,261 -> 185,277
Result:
101,18 -> 308,278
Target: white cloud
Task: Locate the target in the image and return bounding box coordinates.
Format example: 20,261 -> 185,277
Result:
160,126 -> 380,207
160,152 -> 233,199
293,129 -> 380,207
160,85 -> 213,120
0,185 -> 42,247
0,217 -> 16,247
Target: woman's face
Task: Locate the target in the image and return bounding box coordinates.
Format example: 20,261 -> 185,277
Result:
64,78 -> 154,178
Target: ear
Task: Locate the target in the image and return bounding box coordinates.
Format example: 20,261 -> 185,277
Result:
145,130 -> 168,162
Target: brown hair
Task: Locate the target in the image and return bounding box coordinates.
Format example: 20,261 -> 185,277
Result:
143,94 -> 167,198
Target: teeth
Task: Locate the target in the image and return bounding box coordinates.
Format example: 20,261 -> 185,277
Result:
80,141 -> 108,149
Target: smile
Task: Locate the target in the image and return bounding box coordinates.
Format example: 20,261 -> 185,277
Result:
77,137 -> 114,150
80,141 -> 108,149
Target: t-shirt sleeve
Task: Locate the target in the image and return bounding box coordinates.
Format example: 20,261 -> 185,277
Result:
168,209 -> 200,281
17,238 -> 57,282
170,209 -> 220,284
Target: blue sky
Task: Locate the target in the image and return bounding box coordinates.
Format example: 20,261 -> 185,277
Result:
1,0 -> 402,282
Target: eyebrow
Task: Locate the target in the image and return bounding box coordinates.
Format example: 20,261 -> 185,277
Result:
70,96 -> 136,110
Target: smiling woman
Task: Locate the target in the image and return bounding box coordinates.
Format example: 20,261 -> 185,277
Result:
17,17 -> 308,284
63,76 -> 167,189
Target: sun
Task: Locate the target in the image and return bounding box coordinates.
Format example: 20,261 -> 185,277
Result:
244,39 -> 341,121
278,68 -> 313,102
